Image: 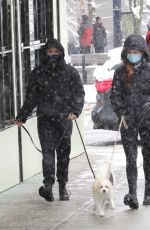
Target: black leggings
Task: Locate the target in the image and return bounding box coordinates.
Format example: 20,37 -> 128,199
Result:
121,125 -> 150,196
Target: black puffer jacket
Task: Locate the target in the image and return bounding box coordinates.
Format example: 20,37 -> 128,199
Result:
110,34 -> 150,126
16,39 -> 85,122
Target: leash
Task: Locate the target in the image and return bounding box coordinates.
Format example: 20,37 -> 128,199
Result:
21,119 -> 71,153
74,120 -> 96,179
21,116 -> 126,181
21,119 -> 96,179
108,115 -> 128,172
74,116 -> 128,180
109,116 -> 124,163
22,125 -> 42,153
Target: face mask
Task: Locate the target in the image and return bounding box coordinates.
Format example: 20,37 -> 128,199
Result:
127,53 -> 142,64
47,54 -> 62,63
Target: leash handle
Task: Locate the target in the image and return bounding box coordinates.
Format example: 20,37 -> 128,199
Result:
75,120 -> 96,179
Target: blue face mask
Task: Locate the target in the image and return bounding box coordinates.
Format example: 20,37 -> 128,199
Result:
127,53 -> 142,64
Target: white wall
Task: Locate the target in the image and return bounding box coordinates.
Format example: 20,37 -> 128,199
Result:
21,117 -> 42,181
0,127 -> 20,192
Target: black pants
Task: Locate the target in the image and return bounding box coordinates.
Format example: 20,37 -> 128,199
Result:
121,125 -> 150,196
94,45 -> 104,53
80,46 -> 91,54
37,116 -> 73,186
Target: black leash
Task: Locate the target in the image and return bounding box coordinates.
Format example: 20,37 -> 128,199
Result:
22,125 -> 42,153
21,120 -> 71,153
21,119 -> 96,179
74,120 -> 96,179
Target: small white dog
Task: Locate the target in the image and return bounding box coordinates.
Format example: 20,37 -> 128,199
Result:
92,161 -> 115,217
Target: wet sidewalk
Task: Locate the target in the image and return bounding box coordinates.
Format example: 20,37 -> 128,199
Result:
0,94 -> 150,230
0,143 -> 149,230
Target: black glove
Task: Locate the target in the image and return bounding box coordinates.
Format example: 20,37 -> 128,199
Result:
143,102 -> 150,112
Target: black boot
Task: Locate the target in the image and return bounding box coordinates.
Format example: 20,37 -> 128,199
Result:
59,184 -> 70,201
39,185 -> 54,202
124,193 -> 139,209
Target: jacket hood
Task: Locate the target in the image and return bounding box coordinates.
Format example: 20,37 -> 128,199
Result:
43,38 -> 65,57
40,38 -> 65,65
121,34 -> 149,62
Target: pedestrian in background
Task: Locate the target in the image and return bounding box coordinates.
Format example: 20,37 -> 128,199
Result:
111,34 -> 150,209
15,38 -> 85,202
93,16 -> 107,53
78,15 -> 93,54
146,23 -> 150,56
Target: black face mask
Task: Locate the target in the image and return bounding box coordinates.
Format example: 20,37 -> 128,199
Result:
47,54 -> 62,63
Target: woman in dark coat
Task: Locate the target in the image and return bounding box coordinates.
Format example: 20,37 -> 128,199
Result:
110,34 -> 150,209
15,38 -> 85,202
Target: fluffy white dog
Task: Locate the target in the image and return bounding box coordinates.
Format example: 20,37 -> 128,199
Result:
92,162 -> 115,217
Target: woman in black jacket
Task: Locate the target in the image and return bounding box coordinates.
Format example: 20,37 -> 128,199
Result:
15,38 -> 85,202
111,34 -> 150,209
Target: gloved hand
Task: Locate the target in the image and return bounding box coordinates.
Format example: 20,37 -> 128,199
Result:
67,113 -> 77,120
143,102 -> 150,112
15,119 -> 24,126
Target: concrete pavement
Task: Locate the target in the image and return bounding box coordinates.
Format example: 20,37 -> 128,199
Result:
0,144 -> 149,230
0,102 -> 150,230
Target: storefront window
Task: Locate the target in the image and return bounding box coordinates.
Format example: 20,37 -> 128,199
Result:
0,0 -> 14,129
0,0 -> 53,130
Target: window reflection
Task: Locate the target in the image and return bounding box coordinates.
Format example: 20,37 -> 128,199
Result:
2,0 -> 11,49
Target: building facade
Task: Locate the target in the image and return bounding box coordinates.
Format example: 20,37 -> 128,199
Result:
0,0 -> 84,192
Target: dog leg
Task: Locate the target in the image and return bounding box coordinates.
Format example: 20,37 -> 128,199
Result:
99,208 -> 105,217
98,202 -> 105,217
93,201 -> 99,215
93,200 -> 105,216
110,198 -> 115,209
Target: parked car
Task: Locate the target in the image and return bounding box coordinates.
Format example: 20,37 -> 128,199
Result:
91,47 -> 122,130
